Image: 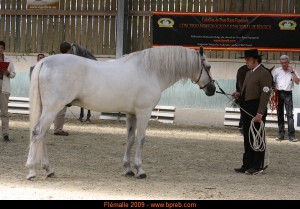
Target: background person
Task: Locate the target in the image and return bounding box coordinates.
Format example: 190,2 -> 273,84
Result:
29,53 -> 45,80
232,65 -> 250,135
272,55 -> 299,142
0,40 -> 16,142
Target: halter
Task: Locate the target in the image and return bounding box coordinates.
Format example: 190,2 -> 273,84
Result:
192,58 -> 215,89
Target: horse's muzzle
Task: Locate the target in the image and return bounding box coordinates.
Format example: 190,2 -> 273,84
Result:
204,83 -> 216,96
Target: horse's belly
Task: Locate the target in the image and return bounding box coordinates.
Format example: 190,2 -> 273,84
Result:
73,97 -> 134,113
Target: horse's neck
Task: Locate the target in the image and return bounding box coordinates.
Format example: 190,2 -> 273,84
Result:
120,48 -> 195,90
158,76 -> 182,92
156,63 -> 193,91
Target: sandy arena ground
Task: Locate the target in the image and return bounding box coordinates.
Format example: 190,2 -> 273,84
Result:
0,114 -> 299,200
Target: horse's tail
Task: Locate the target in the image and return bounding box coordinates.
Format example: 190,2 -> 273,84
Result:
27,61 -> 46,167
29,61 -> 43,143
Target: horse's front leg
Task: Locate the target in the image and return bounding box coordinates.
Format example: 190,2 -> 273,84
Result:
134,111 -> 152,179
123,114 -> 136,177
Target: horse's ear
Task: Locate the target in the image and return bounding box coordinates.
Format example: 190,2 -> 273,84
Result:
199,47 -> 204,56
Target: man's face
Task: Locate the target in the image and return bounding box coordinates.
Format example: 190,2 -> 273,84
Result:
280,59 -> 289,70
37,55 -> 45,62
245,57 -> 256,69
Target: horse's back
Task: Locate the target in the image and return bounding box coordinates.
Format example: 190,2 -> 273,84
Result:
35,53 -> 162,113
38,54 -> 103,88
42,54 -> 98,74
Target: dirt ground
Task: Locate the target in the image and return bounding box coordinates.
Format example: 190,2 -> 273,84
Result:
0,114 -> 299,200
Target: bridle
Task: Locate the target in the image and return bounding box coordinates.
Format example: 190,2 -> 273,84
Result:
192,58 -> 215,89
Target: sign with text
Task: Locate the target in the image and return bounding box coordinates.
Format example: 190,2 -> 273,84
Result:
27,0 -> 60,10
153,12 -> 300,52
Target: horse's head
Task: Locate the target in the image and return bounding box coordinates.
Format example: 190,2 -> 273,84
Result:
192,47 -> 216,96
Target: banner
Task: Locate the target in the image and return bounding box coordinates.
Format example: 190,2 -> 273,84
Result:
153,12 -> 300,52
27,0 -> 60,10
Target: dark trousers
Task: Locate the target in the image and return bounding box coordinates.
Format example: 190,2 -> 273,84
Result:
240,99 -> 266,170
238,112 -> 243,129
79,108 -> 91,119
277,91 -> 295,138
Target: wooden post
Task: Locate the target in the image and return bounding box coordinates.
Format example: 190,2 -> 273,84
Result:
116,0 -> 128,58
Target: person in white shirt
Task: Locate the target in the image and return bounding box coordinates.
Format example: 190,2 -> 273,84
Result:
272,55 -> 299,142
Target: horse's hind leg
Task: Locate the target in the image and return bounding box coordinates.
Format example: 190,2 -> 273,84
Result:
27,140 -> 54,180
42,140 -> 55,178
26,111 -> 56,180
123,114 -> 136,177
26,141 -> 39,180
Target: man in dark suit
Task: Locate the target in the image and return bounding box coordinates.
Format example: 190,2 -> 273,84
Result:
232,49 -> 273,175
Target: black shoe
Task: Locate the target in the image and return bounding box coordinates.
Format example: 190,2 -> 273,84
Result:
78,117 -> 83,122
54,130 -> 69,136
289,137 -> 298,142
3,135 -> 10,142
245,168 -> 263,175
275,135 -> 284,141
234,167 -> 247,173
85,118 -> 91,122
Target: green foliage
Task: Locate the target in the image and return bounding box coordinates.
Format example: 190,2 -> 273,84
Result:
48,50 -> 56,55
24,48 -> 32,55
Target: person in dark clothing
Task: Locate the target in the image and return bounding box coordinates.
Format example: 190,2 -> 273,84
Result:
60,41 -> 97,122
29,53 -> 45,80
232,49 -> 273,175
235,65 -> 250,135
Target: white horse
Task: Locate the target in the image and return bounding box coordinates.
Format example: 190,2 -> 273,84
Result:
26,46 -> 216,180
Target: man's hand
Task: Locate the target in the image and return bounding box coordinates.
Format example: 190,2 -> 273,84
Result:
253,114 -> 262,123
231,92 -> 240,99
5,70 -> 10,77
287,66 -> 294,73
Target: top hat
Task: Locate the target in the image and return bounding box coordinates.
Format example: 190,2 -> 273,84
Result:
240,49 -> 263,58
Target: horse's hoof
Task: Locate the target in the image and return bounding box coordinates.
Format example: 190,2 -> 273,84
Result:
124,171 -> 135,177
26,174 -> 36,181
26,170 -> 37,180
136,173 -> 147,179
47,172 -> 55,178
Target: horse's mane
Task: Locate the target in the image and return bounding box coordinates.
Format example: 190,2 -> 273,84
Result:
122,46 -> 200,83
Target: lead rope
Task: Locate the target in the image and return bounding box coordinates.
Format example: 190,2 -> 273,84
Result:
249,120 -> 266,152
249,119 -> 269,174
215,81 -> 269,173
